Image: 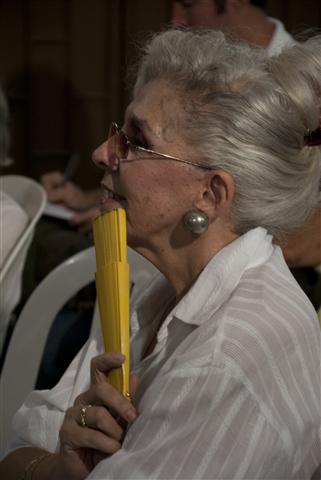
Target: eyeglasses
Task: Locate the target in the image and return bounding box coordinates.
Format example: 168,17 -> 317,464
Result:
107,122 -> 213,170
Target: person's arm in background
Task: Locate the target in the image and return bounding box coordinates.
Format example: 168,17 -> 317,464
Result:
40,171 -> 101,211
40,171 -> 101,234
279,208 -> 321,267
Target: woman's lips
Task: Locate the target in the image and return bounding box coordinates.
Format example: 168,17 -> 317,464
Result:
100,189 -> 125,213
100,197 -> 121,212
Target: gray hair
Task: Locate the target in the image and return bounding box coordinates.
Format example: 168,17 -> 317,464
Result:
134,29 -> 321,237
0,85 -> 10,162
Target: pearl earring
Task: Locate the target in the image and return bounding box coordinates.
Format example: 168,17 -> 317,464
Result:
183,210 -> 209,235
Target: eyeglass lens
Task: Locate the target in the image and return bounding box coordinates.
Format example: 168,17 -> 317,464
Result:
107,123 -> 130,166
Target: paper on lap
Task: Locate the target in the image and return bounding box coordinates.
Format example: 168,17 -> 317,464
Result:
43,202 -> 75,221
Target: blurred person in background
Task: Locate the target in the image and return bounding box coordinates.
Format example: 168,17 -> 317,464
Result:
0,85 -> 45,360
171,0 -> 295,54
18,166 -> 101,389
0,86 -> 28,270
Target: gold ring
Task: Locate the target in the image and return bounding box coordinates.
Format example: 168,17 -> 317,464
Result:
80,404 -> 92,428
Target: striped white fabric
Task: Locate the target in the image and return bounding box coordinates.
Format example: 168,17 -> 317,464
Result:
12,228 -> 320,479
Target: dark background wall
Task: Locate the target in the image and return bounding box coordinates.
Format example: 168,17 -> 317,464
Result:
0,0 -> 320,189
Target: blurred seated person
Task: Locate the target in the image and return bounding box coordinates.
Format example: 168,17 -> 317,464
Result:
0,86 -> 29,273
0,189 -> 29,355
171,0 -> 321,308
1,29 -> 320,480
22,170 -> 101,300
0,87 -> 29,270
16,172 -> 101,386
171,0 -> 295,54
19,171 -> 101,387
0,87 -> 30,356
277,211 -> 321,309
0,191 -> 28,270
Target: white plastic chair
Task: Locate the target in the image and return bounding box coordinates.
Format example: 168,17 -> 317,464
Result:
0,245 -> 157,455
0,175 -> 46,354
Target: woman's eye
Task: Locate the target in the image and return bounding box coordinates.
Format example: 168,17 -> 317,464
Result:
131,135 -> 148,150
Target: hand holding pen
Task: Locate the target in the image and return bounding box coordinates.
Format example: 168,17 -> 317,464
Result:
40,153 -> 102,233
56,153 -> 81,187
40,153 -> 91,210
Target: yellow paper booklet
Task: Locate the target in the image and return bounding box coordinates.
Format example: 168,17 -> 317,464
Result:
93,208 -> 130,398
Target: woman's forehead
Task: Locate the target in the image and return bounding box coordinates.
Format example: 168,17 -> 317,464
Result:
135,80 -> 177,111
127,80 -> 185,137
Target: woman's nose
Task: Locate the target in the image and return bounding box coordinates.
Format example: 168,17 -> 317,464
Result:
92,140 -> 118,171
92,141 -> 108,169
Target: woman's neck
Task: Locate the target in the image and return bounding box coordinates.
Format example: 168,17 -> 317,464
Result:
135,226 -> 238,301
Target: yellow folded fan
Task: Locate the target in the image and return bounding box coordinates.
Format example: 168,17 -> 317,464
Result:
93,208 -> 130,398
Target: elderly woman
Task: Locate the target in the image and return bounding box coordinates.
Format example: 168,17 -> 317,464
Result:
1,29 -> 320,480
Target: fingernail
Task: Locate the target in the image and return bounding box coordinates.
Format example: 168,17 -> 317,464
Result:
126,408 -> 137,423
113,353 -> 125,362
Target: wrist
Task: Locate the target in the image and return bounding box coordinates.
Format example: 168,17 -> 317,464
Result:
31,453 -> 59,480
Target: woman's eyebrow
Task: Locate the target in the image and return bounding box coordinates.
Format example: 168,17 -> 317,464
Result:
128,114 -> 154,137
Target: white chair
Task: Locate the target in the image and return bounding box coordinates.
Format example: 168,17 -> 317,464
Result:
0,245 -> 157,455
0,175 -> 46,354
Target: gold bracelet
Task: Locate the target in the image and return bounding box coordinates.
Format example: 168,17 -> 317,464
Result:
20,453 -> 52,480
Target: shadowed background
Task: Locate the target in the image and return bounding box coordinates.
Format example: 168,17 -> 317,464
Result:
0,0 -> 320,188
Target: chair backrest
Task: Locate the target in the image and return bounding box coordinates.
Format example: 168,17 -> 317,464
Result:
0,245 -> 157,455
0,175 -> 46,353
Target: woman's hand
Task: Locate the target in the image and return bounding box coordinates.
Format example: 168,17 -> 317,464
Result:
55,353 -> 138,480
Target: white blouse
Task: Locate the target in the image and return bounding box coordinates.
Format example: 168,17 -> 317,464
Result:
12,227 -> 320,479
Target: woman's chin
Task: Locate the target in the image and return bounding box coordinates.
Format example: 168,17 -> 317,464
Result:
100,197 -> 124,213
